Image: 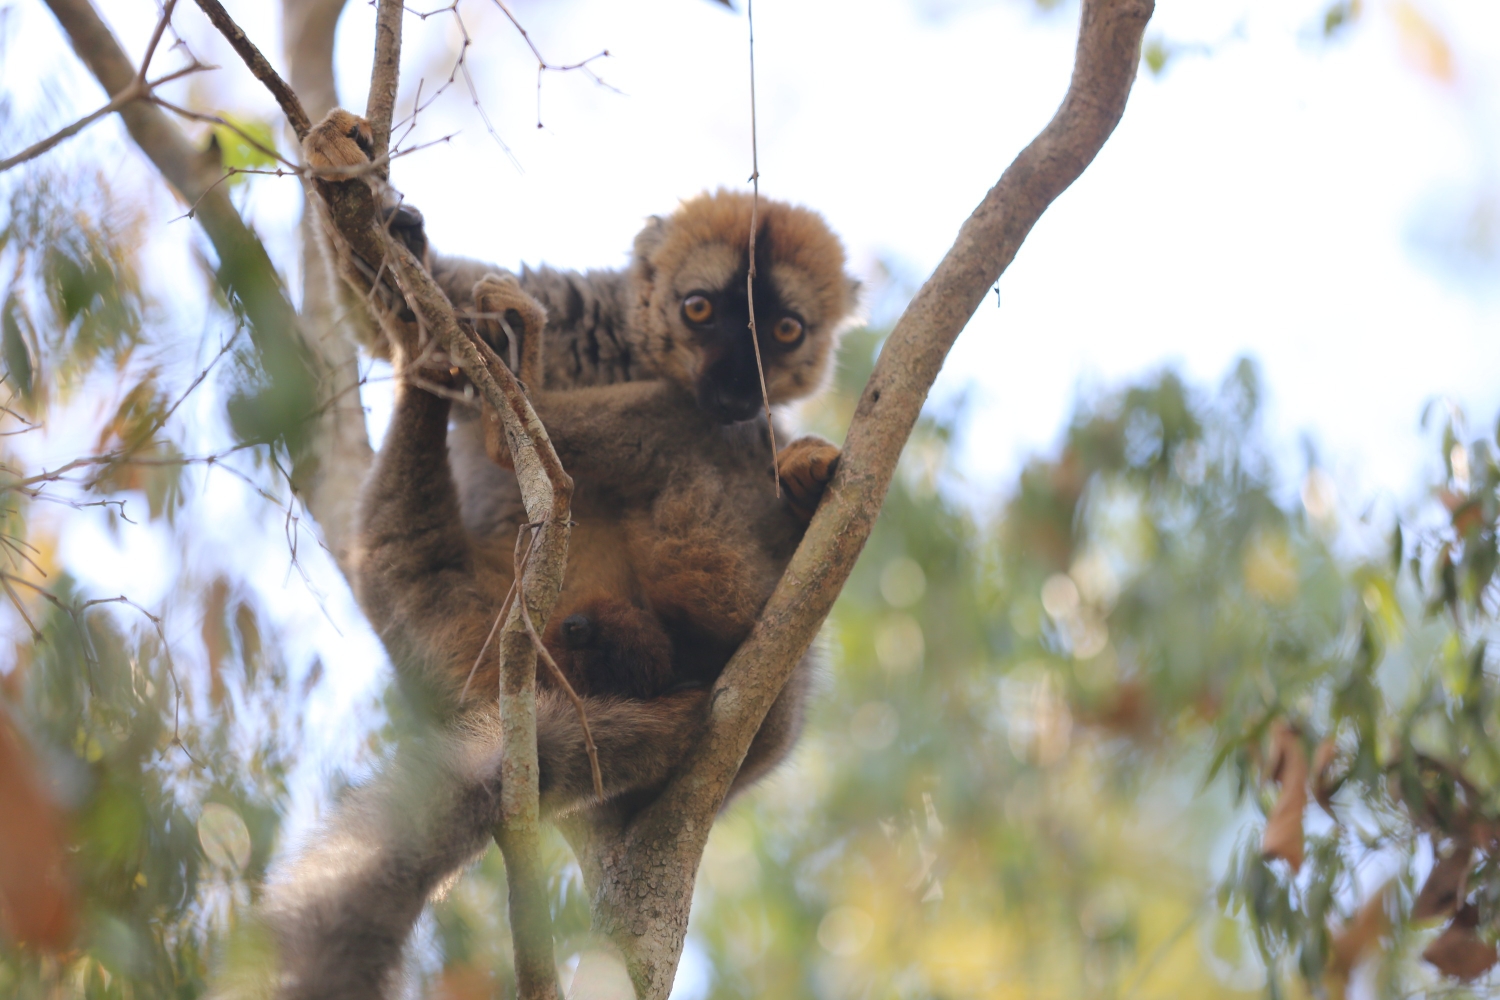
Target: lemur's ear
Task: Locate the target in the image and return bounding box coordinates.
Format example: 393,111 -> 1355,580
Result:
846,275 -> 863,305
631,215 -> 669,267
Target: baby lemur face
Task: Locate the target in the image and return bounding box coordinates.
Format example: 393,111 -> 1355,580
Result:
630,190 -> 859,424
544,594 -> 676,700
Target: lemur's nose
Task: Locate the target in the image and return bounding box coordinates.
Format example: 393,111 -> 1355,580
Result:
560,615 -> 594,649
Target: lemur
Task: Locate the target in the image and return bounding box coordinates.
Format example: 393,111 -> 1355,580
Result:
239,111 -> 858,1000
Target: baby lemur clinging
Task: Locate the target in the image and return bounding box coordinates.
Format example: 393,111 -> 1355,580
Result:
253,111 -> 859,1000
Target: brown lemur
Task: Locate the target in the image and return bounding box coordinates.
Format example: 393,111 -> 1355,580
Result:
245,110 -> 859,1000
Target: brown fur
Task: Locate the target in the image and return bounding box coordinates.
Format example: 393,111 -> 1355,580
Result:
246,110 -> 854,1000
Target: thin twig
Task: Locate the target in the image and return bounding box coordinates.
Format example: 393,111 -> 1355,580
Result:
511,523 -> 603,802
459,534 -> 532,704
743,0 -> 779,497
488,0 -> 621,128
0,61 -> 207,174
135,0 -> 179,83
149,97 -> 298,168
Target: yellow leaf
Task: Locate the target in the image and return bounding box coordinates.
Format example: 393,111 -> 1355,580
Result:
1391,1 -> 1454,83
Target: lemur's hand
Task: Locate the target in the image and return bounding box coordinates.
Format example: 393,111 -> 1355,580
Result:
302,108 -> 374,172
777,436 -> 840,522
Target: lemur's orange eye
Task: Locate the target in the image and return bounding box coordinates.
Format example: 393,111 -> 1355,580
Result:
772,316 -> 804,345
682,295 -> 714,324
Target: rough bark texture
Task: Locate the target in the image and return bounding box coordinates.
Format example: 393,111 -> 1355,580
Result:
365,0 -> 403,166
570,0 -> 1156,993
191,0 -> 312,139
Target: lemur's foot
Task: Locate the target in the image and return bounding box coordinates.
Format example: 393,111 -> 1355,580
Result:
473,275 -> 549,470
302,109 -> 373,172
777,436 -> 840,522
472,274 -> 548,374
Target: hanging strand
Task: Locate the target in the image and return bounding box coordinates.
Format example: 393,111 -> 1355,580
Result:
744,0 -> 781,496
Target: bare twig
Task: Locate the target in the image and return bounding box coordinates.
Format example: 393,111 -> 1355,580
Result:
0,60 -> 206,174
149,97 -> 297,167
136,0 -> 180,83
511,523 -> 603,802
743,0 -> 779,497
189,0 -> 312,139
488,0 -> 621,128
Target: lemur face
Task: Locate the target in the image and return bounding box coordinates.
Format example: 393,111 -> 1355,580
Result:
631,190 -> 859,425
545,595 -> 675,700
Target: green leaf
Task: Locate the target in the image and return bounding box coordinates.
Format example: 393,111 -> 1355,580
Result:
2,295 -> 34,402
213,115 -> 280,183
1143,37 -> 1171,76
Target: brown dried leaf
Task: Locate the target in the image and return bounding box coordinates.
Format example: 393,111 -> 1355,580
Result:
1412,838 -> 1472,922
1327,885 -> 1390,997
1330,885 -> 1388,974
202,577 -> 230,707
1423,904 -> 1498,980
433,964 -> 493,1000
1392,0 -> 1455,83
0,706 -> 74,950
1262,721 -> 1309,871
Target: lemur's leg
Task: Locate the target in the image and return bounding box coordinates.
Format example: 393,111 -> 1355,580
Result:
776,435 -> 840,523
353,378 -> 509,704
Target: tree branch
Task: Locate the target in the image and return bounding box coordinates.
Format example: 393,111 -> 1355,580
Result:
574,0 -> 1156,993
189,0 -> 312,139
366,0 -> 404,166
301,40 -> 569,993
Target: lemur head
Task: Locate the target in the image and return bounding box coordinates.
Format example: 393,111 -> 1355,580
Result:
630,190 -> 859,425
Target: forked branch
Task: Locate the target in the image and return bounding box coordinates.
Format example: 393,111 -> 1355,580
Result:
575,0 -> 1157,994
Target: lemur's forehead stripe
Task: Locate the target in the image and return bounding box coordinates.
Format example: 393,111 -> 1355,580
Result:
645,189 -> 855,330
670,243 -> 739,298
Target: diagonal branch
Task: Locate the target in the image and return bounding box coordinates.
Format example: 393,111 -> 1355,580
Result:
298,33 -> 568,997
189,0 -> 312,139
575,0 -> 1157,994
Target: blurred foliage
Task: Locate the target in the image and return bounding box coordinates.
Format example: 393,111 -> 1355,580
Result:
3,1 -> 1499,997
0,151 -> 311,995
